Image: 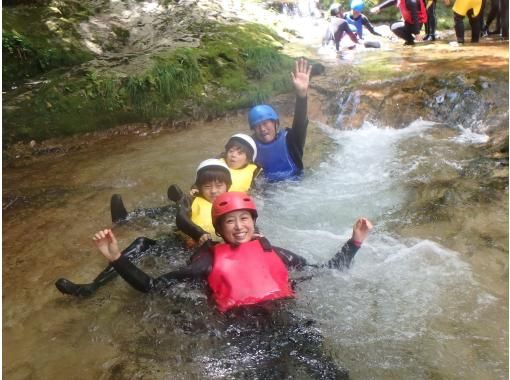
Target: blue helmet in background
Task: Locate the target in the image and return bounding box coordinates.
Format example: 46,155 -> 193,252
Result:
351,0 -> 364,11
248,105 -> 279,129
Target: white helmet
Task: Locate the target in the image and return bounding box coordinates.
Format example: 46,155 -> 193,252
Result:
196,158 -> 230,173
195,158 -> 232,188
226,133 -> 257,161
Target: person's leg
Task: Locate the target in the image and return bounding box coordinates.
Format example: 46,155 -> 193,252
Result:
501,0 -> 509,38
55,236 -> 157,297
429,0 -> 437,37
454,12 -> 466,42
485,0 -> 500,31
391,21 -> 415,44
468,9 -> 482,41
425,0 -> 437,39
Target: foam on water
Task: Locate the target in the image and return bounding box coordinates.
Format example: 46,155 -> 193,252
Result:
254,119 -> 504,377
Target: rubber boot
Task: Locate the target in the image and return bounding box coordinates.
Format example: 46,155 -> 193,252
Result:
55,237 -> 157,297
111,194 -> 128,223
167,184 -> 184,202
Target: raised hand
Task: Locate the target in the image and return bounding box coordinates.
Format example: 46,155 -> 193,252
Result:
93,229 -> 121,262
291,58 -> 312,98
352,218 -> 373,243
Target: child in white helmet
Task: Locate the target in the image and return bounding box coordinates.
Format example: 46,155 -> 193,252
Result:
220,133 -> 262,192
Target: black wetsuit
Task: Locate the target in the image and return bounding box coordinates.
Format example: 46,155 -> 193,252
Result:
324,17 -> 360,51
283,96 -> 309,173
174,192 -> 207,243
110,237 -> 361,294
378,0 -> 423,43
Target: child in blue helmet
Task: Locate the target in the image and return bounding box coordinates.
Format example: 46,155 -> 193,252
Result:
248,58 -> 312,182
344,0 -> 382,39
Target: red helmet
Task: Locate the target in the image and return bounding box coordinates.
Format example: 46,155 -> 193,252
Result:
212,192 -> 258,230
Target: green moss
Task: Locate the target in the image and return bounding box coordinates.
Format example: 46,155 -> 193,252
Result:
3,21 -> 299,146
2,3 -> 93,87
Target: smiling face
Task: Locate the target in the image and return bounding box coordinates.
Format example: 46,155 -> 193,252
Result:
219,210 -> 255,245
254,119 -> 277,144
225,146 -> 249,169
199,180 -> 228,203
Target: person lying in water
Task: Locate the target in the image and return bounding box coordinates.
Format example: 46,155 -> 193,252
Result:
93,191 -> 373,312
110,133 -> 262,224
55,158 -> 232,297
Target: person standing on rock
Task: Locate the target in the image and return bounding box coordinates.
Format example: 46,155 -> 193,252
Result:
247,58 -> 314,182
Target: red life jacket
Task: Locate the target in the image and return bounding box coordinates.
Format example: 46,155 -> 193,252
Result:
208,239 -> 295,312
397,0 -> 427,24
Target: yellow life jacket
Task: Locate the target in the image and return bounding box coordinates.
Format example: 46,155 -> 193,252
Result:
191,196 -> 216,237
222,160 -> 258,192
452,0 -> 482,17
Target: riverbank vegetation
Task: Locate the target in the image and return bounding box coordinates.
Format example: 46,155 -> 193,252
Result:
3,1 -> 299,147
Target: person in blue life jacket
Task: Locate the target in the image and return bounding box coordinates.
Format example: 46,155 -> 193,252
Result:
371,0 -> 428,45
344,0 -> 383,39
91,191 -> 374,312
248,58 -> 314,182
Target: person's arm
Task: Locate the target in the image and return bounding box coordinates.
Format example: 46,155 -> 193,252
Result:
273,245 -> 310,270
286,59 -> 312,168
361,14 -> 382,35
371,0 -> 397,12
175,197 -> 210,243
327,218 -> 373,270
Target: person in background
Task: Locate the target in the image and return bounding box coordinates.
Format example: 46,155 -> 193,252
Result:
444,0 -> 483,43
344,0 -> 383,39
371,0 -> 428,45
424,0 -> 438,40
323,6 -> 361,50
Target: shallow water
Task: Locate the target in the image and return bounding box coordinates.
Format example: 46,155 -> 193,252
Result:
3,39 -> 509,380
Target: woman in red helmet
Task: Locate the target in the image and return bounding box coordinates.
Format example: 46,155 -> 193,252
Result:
92,192 -> 373,312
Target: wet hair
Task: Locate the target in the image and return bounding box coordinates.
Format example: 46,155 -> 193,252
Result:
195,167 -> 232,190
225,138 -> 254,162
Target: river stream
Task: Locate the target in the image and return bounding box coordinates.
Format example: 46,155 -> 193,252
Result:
3,27 -> 509,380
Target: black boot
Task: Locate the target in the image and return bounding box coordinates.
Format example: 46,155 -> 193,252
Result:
111,194 -> 128,223
167,184 -> 184,202
55,278 -> 99,297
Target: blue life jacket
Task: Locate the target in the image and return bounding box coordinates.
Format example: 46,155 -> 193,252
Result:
255,130 -> 300,182
344,13 -> 364,38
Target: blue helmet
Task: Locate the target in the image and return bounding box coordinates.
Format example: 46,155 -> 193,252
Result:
351,0 -> 364,11
248,105 -> 279,129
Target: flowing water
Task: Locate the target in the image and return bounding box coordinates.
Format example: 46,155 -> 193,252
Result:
3,38 -> 508,380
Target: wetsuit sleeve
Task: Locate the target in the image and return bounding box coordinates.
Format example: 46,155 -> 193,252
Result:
362,15 -> 382,35
286,96 -> 309,170
249,166 -> 264,190
377,0 -> 398,10
111,249 -> 212,292
273,246 -> 309,270
326,239 -> 361,270
175,197 -> 208,242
